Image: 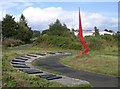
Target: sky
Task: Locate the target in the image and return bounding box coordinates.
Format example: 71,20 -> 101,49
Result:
0,1 -> 118,32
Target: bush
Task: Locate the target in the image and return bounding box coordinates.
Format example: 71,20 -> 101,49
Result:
2,73 -> 17,87
3,38 -> 24,47
84,36 -> 105,50
100,34 -> 114,41
84,35 -> 118,51
34,35 -> 82,50
34,34 -> 118,51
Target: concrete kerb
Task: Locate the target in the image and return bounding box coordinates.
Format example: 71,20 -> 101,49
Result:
11,52 -> 90,87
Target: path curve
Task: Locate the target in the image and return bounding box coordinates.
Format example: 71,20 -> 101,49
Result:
8,44 -> 32,50
33,54 -> 118,87
11,52 -> 89,86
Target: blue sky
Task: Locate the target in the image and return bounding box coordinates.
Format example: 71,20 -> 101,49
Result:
7,2 -> 118,17
0,2 -> 118,31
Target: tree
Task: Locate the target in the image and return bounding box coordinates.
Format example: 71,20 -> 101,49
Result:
0,21 -> 2,43
108,30 -> 113,33
71,28 -> 75,32
48,19 -> 63,36
42,19 -> 72,37
16,14 -> 33,43
42,29 -> 50,35
104,29 -> 108,32
117,31 -> 120,33
32,30 -> 41,38
94,26 -> 99,36
2,14 -> 18,38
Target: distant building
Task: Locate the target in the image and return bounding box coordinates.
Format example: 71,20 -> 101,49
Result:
74,30 -> 114,37
83,30 -> 94,37
99,30 -> 114,35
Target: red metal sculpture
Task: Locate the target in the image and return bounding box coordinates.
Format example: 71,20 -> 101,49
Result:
79,8 -> 89,55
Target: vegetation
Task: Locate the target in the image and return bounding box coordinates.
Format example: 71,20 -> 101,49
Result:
15,14 -> 33,43
42,19 -> 76,40
2,46 -> 91,88
34,35 -> 82,50
2,13 -> 119,87
3,38 -> 24,47
35,19 -> 81,50
33,21 -> 119,76
104,29 -> 114,33
32,30 -> 41,38
61,34 -> 119,76
61,49 -> 118,76
2,14 -> 33,47
2,14 -> 18,38
94,26 -> 99,36
2,48 -> 65,88
84,34 -> 117,51
34,21 -> 119,76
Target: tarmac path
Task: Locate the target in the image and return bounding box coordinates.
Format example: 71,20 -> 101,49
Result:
4,44 -> 118,87
33,54 -> 118,87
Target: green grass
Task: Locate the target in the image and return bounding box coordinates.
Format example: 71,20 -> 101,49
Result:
61,46 -> 118,76
3,42 -> 118,88
0,45 -> 2,88
2,45 -> 90,88
2,47 -> 65,87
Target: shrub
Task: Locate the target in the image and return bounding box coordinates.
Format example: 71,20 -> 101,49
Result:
84,34 -> 118,51
35,34 -> 117,51
2,73 -> 17,87
84,36 -> 105,50
34,35 -> 82,50
3,38 -> 24,47
100,34 -> 114,42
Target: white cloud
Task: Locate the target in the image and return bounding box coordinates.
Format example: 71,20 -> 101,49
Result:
0,2 -> 18,10
21,7 -> 117,32
0,6 -> 117,31
0,10 -> 6,21
0,2 -> 33,15
0,2 -> 17,21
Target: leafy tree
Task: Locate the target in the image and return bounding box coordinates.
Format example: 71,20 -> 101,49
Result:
32,30 -> 41,38
42,29 -> 49,35
16,14 -> 33,43
94,26 -> 99,36
104,29 -> 113,33
2,14 -> 18,38
48,19 -> 63,36
108,30 -> 113,33
42,19 -> 75,40
117,31 -> 120,33
104,29 -> 108,32
71,28 -> 75,32
0,21 -> 2,43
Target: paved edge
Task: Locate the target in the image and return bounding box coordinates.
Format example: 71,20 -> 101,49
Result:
10,52 -> 90,87
33,53 -> 118,87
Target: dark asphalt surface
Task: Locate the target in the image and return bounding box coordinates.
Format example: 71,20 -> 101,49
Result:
33,54 -> 118,87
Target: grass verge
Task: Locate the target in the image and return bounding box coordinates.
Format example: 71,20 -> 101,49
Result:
2,45 -> 91,88
61,47 -> 118,77
2,48 -> 65,87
